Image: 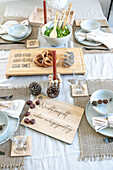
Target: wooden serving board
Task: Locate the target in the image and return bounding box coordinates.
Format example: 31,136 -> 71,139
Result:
21,95 -> 84,144
28,6 -> 75,27
6,48 -> 85,78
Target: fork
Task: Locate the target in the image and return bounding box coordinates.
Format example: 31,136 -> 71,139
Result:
0,95 -> 13,100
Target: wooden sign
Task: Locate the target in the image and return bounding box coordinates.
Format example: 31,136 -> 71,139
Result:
21,95 -> 84,144
6,48 -> 85,78
26,39 -> 39,48
28,7 -> 75,27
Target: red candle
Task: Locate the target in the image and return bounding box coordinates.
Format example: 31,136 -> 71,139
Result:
52,51 -> 57,80
43,0 -> 47,24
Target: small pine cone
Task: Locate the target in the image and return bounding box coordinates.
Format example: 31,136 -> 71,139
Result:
29,82 -> 42,96
47,85 -> 60,98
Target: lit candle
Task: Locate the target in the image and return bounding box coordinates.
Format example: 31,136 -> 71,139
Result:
52,51 -> 57,80
43,0 -> 47,24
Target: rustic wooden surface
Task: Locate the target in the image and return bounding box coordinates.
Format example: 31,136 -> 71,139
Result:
21,95 -> 84,144
28,6 -> 75,27
6,48 -> 86,78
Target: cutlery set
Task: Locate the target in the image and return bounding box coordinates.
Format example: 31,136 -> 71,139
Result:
50,3 -> 72,38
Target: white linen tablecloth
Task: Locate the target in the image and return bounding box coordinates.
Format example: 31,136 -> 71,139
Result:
0,1 -> 113,170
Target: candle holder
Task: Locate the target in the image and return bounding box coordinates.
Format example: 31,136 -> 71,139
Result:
10,126 -> 29,154
71,67 -> 88,97
47,73 -> 62,98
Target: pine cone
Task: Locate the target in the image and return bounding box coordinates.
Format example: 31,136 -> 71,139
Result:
47,85 -> 60,98
29,82 -> 42,96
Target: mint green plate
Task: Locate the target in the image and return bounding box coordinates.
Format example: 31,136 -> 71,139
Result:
74,28 -> 105,47
0,112 -> 19,145
0,111 -> 9,138
86,102 -> 113,137
0,25 -> 32,42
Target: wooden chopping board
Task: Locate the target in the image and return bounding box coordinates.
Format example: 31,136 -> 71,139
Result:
21,95 -> 84,144
6,48 -> 85,78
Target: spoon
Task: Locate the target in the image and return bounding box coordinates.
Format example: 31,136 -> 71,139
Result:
0,95 -> 13,100
58,10 -> 66,28
62,3 -> 72,29
49,12 -> 59,38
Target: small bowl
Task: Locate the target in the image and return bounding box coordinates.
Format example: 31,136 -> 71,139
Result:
8,24 -> 28,39
90,89 -> 113,115
0,111 -> 9,137
42,21 -> 72,46
80,20 -> 100,32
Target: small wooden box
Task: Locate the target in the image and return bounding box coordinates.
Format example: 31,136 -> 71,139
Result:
28,6 -> 75,26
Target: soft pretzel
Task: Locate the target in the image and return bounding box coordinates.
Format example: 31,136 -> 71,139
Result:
34,50 -> 59,67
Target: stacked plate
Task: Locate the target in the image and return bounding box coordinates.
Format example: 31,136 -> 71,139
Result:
1,24 -> 32,42
74,19 -> 105,47
86,89 -> 113,137
0,111 -> 19,145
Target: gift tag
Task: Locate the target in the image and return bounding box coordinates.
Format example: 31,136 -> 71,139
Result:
11,136 -> 32,157
71,83 -> 88,97
26,39 -> 39,48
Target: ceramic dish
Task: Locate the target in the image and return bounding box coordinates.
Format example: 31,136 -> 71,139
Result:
0,111 -> 9,138
7,24 -> 28,39
74,28 -> 105,47
90,89 -> 113,115
86,101 -> 113,137
0,115 -> 19,145
0,25 -> 32,42
42,21 -> 72,46
80,20 -> 100,32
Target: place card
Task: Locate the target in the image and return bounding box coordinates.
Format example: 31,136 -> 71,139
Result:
11,136 -> 32,157
21,95 -> 84,144
26,39 -> 39,48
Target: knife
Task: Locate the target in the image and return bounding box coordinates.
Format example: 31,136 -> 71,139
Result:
84,47 -> 110,51
0,151 -> 5,155
0,42 -> 25,45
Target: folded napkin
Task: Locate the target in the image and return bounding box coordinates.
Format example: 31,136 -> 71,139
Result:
92,116 -> 113,132
0,100 -> 25,118
77,31 -> 113,49
0,20 -> 29,34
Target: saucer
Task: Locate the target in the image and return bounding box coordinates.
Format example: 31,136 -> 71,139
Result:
86,101 -> 113,137
74,28 -> 105,47
1,25 -> 32,42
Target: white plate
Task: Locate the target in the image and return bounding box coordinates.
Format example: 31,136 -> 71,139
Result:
0,111 -> 9,138
74,28 -> 105,47
0,25 -> 32,42
0,114 -> 19,145
86,101 -> 113,137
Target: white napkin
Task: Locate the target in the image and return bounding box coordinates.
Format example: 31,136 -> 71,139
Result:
92,116 -> 113,132
0,100 -> 25,119
77,31 -> 113,49
0,20 -> 29,35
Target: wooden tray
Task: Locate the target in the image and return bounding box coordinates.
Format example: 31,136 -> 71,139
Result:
6,48 -> 85,78
28,6 -> 75,26
21,95 -> 84,144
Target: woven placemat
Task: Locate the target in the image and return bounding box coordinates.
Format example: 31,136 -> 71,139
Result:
0,87 -> 30,169
74,79 -> 113,160
73,19 -> 113,54
0,17 -> 38,50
